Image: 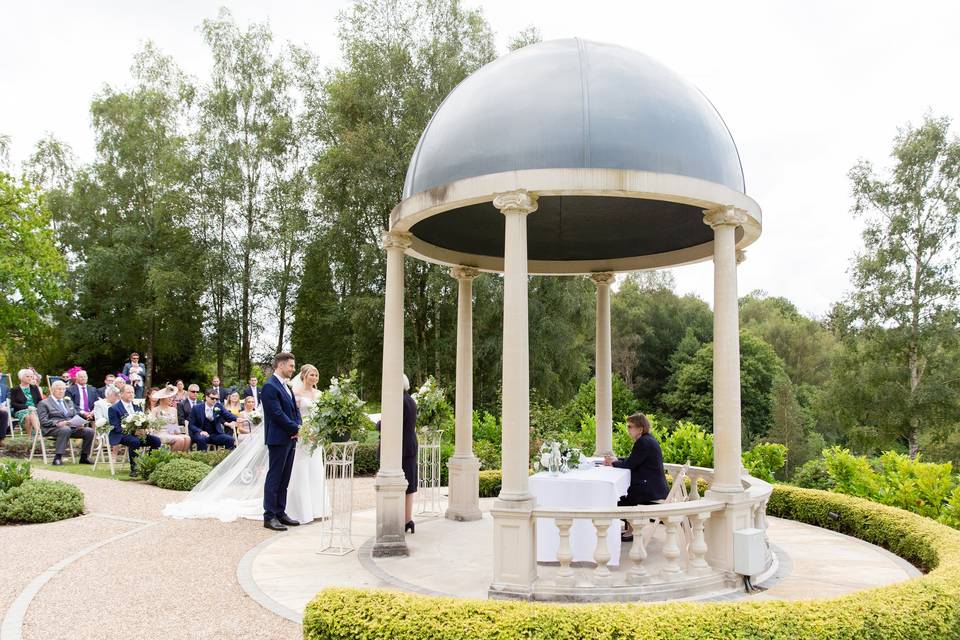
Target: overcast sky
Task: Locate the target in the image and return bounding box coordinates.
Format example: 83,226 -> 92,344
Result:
3,0 -> 959,319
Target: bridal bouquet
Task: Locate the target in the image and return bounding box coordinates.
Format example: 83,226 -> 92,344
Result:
121,412 -> 152,437
533,440 -> 582,475
299,370 -> 369,454
249,407 -> 264,427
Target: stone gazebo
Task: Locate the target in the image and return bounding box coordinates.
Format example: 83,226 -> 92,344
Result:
374,39 -> 770,600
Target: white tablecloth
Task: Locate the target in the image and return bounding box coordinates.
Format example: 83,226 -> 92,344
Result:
530,466 -> 631,566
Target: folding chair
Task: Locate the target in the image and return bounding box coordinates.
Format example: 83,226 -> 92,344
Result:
29,426 -> 77,465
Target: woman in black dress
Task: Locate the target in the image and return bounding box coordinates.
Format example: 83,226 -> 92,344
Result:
401,374 -> 419,533
603,412 -> 669,541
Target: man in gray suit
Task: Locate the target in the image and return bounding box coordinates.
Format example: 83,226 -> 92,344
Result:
37,380 -> 96,465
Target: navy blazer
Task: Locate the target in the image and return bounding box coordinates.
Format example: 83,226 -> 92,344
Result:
242,385 -> 262,404
107,400 -> 143,446
66,384 -> 99,413
612,433 -> 670,503
261,375 -> 300,446
188,402 -> 237,438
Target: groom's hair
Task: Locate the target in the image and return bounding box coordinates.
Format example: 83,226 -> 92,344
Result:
274,351 -> 295,367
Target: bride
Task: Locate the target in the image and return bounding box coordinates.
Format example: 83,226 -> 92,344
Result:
162,365 -> 328,524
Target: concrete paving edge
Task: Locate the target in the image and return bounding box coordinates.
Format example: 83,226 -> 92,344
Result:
236,532 -> 303,624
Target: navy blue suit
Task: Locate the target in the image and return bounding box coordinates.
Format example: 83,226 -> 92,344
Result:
107,401 -> 161,471
187,402 -> 237,450
261,375 -> 301,521
612,433 -> 670,504
66,384 -> 99,413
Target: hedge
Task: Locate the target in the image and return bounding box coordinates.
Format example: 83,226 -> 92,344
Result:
0,478 -> 85,524
303,485 -> 960,639
151,458 -> 212,491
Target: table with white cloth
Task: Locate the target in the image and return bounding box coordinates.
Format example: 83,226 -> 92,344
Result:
529,465 -> 631,566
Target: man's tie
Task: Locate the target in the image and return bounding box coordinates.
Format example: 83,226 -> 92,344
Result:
57,398 -> 66,414
80,386 -> 88,411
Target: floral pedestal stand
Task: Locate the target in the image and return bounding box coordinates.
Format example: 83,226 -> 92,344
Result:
318,441 -> 358,556
417,429 -> 444,516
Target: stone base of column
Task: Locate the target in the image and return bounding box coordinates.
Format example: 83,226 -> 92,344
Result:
445,455 -> 482,522
703,488 -> 753,571
373,470 -> 409,557
488,497 -> 537,599
593,446 -> 615,458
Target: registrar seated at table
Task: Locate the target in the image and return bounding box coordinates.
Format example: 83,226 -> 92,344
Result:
603,412 -> 669,542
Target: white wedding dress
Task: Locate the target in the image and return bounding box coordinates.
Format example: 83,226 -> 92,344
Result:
163,390 -> 328,524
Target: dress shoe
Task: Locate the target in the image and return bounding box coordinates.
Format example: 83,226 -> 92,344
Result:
129,468 -> 139,478
264,518 -> 288,532
52,457 -> 63,466
277,514 -> 300,527
405,520 -> 415,534
79,457 -> 93,465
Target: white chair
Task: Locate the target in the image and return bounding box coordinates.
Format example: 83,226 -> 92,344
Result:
640,463 -> 692,549
91,431 -> 124,476
29,426 -> 77,465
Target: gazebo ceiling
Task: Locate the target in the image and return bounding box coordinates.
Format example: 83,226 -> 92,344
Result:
391,38 -> 761,274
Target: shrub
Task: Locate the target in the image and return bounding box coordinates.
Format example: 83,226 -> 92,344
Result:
0,459 -> 31,492
472,411 -> 500,444
151,458 -> 212,491
741,442 -> 787,483
354,442 -> 379,476
137,449 -> 175,482
478,470 -> 501,498
304,486 -> 960,640
473,440 -> 500,470
178,449 -> 231,468
0,478 -> 84,523
0,437 -> 33,459
791,457 -> 834,490
657,419 -> 714,468
821,446 -> 879,497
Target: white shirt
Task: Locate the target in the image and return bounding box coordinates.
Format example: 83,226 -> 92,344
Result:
250,386 -> 258,404
123,402 -> 134,415
205,404 -> 215,421
273,373 -> 292,398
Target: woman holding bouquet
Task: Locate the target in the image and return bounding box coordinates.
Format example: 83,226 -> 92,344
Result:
235,395 -> 257,442
150,385 -> 191,451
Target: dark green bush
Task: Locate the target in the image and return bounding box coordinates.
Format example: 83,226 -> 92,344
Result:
304,486 -> 960,640
0,437 -> 33,459
355,443 -> 379,476
791,457 -> 835,491
0,478 -> 84,523
178,449 -> 231,468
151,458 -> 212,491
137,449 -> 175,482
478,470 -> 501,498
0,459 -> 31,492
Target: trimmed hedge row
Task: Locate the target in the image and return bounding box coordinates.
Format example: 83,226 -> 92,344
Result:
0,478 -> 85,524
303,485 -> 960,639
151,458 -> 213,491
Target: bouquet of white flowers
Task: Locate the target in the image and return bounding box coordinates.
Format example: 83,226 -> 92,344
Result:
250,407 -> 264,427
94,417 -> 109,432
411,376 -> 453,433
121,411 -> 152,437
533,440 -> 582,474
299,370 -> 369,454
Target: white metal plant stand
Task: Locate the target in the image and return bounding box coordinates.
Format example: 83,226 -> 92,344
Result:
318,441 -> 358,556
417,429 -> 444,516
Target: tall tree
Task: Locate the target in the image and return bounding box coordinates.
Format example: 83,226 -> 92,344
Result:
847,114 -> 960,456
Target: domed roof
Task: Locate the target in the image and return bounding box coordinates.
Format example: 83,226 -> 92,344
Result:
403,38 -> 745,199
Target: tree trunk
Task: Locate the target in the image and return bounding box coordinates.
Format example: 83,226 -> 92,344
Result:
907,247 -> 922,458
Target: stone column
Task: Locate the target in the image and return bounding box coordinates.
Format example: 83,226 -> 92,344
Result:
489,190 -> 538,598
446,266 -> 482,522
591,272 -> 615,457
373,230 -> 412,557
702,206 -> 752,571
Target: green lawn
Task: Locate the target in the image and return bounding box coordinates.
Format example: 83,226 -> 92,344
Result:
1,434 -> 135,481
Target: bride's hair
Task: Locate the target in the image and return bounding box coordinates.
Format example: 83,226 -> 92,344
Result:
291,364 -> 319,394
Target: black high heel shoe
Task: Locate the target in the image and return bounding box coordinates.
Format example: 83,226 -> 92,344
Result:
405,520 -> 415,534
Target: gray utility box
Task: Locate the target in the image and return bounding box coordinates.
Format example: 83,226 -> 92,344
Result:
733,528 -> 766,576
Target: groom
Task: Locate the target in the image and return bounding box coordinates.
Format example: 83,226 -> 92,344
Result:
261,351 -> 302,531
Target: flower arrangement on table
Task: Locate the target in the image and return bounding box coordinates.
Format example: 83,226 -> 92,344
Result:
299,370 -> 369,454
411,376 -> 453,436
533,440 -> 583,474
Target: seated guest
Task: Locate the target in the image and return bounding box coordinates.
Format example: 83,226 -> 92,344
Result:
10,369 -> 43,439
188,389 -> 237,451
122,352 -> 145,399
108,384 -> 161,477
37,380 -> 96,465
150,385 -> 191,452
603,412 -> 669,541
66,369 -> 99,421
177,384 -> 201,427
94,385 -> 119,427
174,380 -> 187,403
242,376 -> 261,406
100,373 -> 116,397
223,390 -> 243,431
236,395 -> 258,440
145,386 -> 160,412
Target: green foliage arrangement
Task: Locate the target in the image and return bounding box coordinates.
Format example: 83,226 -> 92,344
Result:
0,479 -> 84,524
301,371 -> 370,453
741,442 -> 787,483
412,376 -> 453,430
0,459 -> 31,492
304,486 -> 960,640
150,458 -> 212,491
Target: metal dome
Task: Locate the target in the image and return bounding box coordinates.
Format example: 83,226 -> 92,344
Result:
390,38 -> 762,274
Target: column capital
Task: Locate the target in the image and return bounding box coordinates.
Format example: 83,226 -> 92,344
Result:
736,250 -> 747,265
702,206 -> 748,229
382,231 -> 413,251
493,190 -> 538,215
451,265 -> 480,281
589,272 -> 615,286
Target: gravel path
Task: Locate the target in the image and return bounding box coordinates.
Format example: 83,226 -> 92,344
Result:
2,468 -> 379,640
